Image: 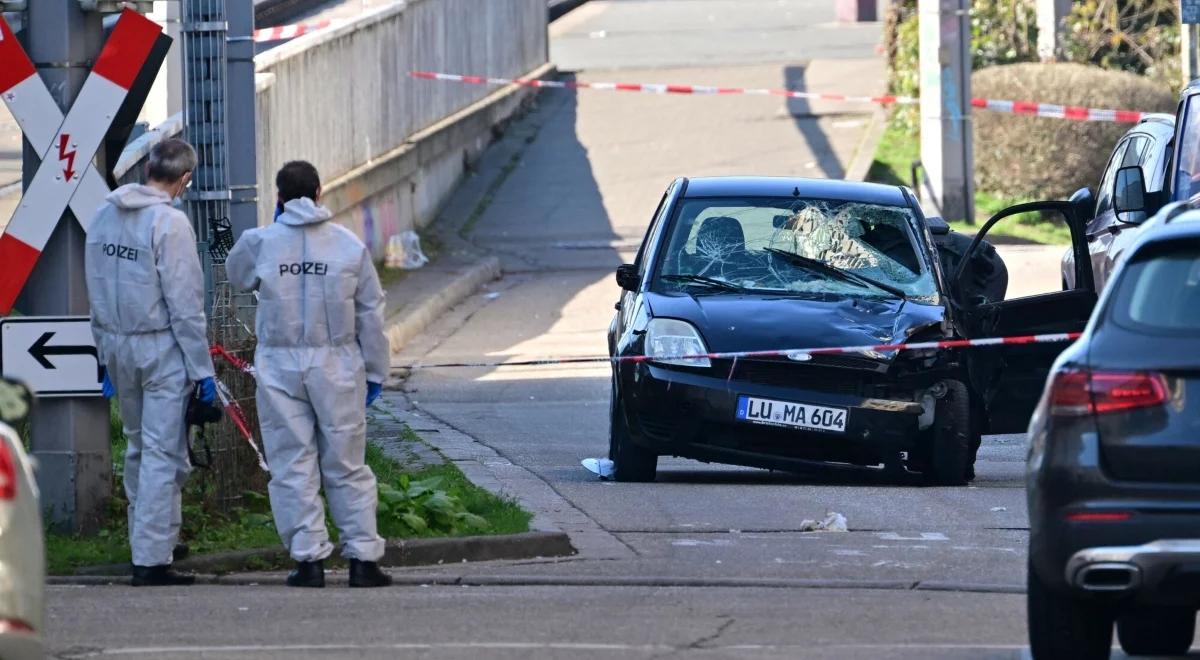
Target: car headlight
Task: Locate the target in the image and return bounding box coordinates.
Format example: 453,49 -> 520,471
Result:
645,319 -> 712,368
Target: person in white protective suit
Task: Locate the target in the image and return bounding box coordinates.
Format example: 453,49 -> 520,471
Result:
84,138 -> 216,587
225,161 -> 392,588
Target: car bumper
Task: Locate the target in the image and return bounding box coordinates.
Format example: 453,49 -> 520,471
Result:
1028,423 -> 1200,605
621,362 -> 925,471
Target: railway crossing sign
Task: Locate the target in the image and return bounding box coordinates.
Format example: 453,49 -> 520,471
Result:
0,9 -> 169,316
0,317 -> 101,397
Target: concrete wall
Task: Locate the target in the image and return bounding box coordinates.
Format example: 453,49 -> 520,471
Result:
253,0 -> 549,258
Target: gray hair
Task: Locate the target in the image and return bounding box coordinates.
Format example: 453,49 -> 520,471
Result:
146,138 -> 197,184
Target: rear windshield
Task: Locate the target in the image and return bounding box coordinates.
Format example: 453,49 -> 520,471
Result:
1111,242 -> 1200,333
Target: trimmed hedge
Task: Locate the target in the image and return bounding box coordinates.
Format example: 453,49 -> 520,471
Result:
972,62 -> 1175,200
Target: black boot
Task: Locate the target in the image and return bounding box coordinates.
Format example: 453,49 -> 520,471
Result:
286,560 -> 325,588
348,559 -> 392,588
131,564 -> 196,587
173,543 -> 190,562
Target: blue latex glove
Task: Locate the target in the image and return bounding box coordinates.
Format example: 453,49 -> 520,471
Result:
198,377 -> 217,404
100,367 -> 116,399
366,381 -> 383,408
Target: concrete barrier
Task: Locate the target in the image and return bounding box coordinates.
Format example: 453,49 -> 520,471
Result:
253,0 -> 549,258
112,0 -> 548,260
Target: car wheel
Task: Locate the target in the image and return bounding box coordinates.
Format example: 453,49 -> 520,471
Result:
926,380 -> 973,486
1117,607 -> 1196,657
609,384 -> 657,482
1027,561 -> 1114,660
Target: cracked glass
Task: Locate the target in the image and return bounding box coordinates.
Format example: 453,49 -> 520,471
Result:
654,196 -> 939,302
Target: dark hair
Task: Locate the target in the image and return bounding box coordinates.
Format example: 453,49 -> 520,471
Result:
147,138 -> 197,184
276,161 -> 321,203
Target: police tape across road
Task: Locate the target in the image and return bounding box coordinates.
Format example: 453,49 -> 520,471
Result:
409,71 -> 1149,123
208,331 -> 1081,373
253,19 -> 335,43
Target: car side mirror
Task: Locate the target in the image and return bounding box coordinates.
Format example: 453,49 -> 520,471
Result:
1114,166 -> 1149,225
616,264 -> 640,291
1068,187 -> 1095,223
926,216 -> 950,235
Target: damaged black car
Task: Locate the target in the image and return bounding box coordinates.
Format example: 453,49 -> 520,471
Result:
608,176 -> 1096,485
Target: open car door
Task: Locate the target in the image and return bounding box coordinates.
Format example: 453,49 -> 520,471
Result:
953,192 -> 1097,434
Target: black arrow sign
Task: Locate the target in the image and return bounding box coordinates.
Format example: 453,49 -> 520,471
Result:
28,331 -> 98,371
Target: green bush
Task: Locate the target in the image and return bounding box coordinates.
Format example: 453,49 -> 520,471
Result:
973,62 -> 1175,200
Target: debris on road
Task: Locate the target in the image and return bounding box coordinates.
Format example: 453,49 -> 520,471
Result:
386,231 -> 430,270
799,512 -> 848,532
581,457 -> 615,479
990,506 -> 1008,512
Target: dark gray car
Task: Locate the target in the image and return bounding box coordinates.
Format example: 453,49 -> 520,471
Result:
1026,210 -> 1200,659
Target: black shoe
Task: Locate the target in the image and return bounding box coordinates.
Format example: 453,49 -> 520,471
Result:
348,559 -> 392,588
173,543 -> 190,562
286,560 -> 325,588
131,564 -> 196,587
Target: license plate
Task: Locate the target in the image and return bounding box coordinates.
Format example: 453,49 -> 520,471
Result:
736,395 -> 847,433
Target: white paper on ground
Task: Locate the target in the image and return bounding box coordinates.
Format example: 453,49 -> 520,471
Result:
581,457 -> 614,479
799,512 -> 848,532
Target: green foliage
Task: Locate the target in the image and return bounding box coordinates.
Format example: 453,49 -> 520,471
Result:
970,0 -> 1039,68
1060,0 -> 1180,89
378,474 -> 490,537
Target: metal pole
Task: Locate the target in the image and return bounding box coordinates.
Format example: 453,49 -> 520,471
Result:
18,0 -> 111,534
1184,23 -> 1200,85
918,0 -> 974,224
225,0 -> 258,237
1036,0 -> 1071,62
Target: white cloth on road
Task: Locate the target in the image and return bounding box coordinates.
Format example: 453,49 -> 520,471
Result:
85,184 -> 215,567
225,197 -> 387,562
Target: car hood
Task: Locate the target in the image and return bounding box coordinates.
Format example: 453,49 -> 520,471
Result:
644,292 -> 945,357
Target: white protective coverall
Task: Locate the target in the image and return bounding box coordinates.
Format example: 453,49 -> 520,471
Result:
85,184 -> 215,567
225,197 -> 388,562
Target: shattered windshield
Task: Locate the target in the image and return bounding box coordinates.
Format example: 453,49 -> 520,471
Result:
654,196 -> 938,301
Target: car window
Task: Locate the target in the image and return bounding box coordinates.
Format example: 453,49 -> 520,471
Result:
1111,242 -> 1200,333
654,196 -> 939,301
1174,96 -> 1200,202
1095,139 -> 1131,216
1123,136 -> 1149,167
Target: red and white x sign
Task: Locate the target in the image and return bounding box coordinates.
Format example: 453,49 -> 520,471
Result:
0,9 -> 165,315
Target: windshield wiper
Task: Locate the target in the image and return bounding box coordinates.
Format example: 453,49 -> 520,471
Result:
762,247 -> 907,300
661,274 -> 742,292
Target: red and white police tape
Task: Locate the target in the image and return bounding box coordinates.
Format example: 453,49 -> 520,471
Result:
253,19 -> 335,43
410,71 -> 1149,123
377,331 -> 1083,371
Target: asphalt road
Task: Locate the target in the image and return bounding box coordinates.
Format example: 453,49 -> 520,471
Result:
45,1 -> 1190,658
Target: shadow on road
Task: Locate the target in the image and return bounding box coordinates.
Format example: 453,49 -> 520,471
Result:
784,64 -> 845,179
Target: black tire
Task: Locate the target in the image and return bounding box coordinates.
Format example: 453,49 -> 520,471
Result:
1028,562 -> 1114,660
609,385 -> 657,482
926,380 -> 973,486
1117,607 -> 1196,657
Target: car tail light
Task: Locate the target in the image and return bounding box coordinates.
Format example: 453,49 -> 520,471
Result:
0,619 -> 34,634
0,440 -> 16,500
1066,511 -> 1133,523
1049,369 -> 1167,416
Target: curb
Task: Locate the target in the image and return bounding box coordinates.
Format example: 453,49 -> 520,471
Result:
50,572 -> 1022,594
385,256 -> 502,354
69,531 -> 574,578
845,106 -> 889,183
